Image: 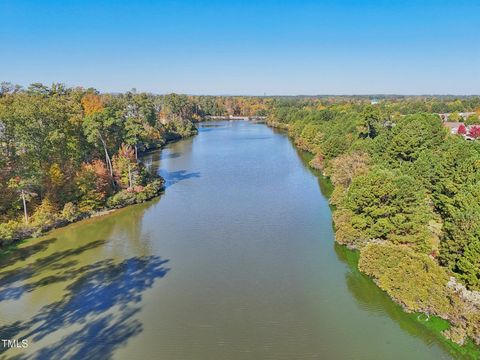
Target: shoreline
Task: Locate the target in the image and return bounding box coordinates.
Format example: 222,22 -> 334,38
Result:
0,180 -> 165,252
1,119 -> 478,357
266,119 -> 480,357
0,133 -> 194,253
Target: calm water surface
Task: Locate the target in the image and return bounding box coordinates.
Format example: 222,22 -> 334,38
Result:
0,121 -> 460,359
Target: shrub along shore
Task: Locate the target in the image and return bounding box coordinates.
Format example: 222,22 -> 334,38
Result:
0,175 -> 165,248
266,97 -> 480,349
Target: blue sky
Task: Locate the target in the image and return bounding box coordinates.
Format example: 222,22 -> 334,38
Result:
1,0 -> 479,95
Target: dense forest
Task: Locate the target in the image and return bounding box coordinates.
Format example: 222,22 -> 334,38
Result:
1,83 -> 480,347
0,83 -> 271,244
266,97 -> 480,347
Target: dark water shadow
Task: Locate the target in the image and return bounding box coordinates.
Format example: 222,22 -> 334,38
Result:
1,255 -> 170,359
198,127 -> 232,133
293,145 -> 334,199
198,127 -> 216,133
198,123 -> 233,132
0,238 -> 57,269
0,240 -> 107,302
237,136 -> 272,140
199,124 -> 226,128
160,152 -> 181,160
158,169 -> 200,188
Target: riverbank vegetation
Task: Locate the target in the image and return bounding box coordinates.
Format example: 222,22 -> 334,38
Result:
266,97 -> 480,347
2,84 -> 480,348
0,83 -> 202,244
0,83 -> 277,245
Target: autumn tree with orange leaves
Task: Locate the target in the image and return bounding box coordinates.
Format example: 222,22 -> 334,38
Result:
81,93 -> 104,116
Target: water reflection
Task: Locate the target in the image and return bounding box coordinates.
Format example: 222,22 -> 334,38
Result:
301,148 -> 463,359
142,139 -> 194,177
333,244 -> 468,359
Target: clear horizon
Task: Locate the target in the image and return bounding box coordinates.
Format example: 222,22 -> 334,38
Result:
1,0 -> 479,95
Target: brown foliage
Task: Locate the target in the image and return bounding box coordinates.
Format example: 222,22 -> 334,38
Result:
89,159 -> 110,195
330,151 -> 370,188
81,93 -> 104,116
77,160 -> 111,201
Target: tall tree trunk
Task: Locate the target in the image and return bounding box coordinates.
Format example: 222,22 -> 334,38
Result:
134,143 -> 138,162
128,163 -> 133,188
21,189 -> 28,224
99,135 -> 115,188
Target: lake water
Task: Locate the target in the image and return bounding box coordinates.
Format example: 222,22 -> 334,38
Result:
0,121 -> 460,359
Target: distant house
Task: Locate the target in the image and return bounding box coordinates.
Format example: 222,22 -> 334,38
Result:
371,98 -> 379,105
438,112 -> 476,122
443,121 -> 478,140
443,122 -> 463,134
